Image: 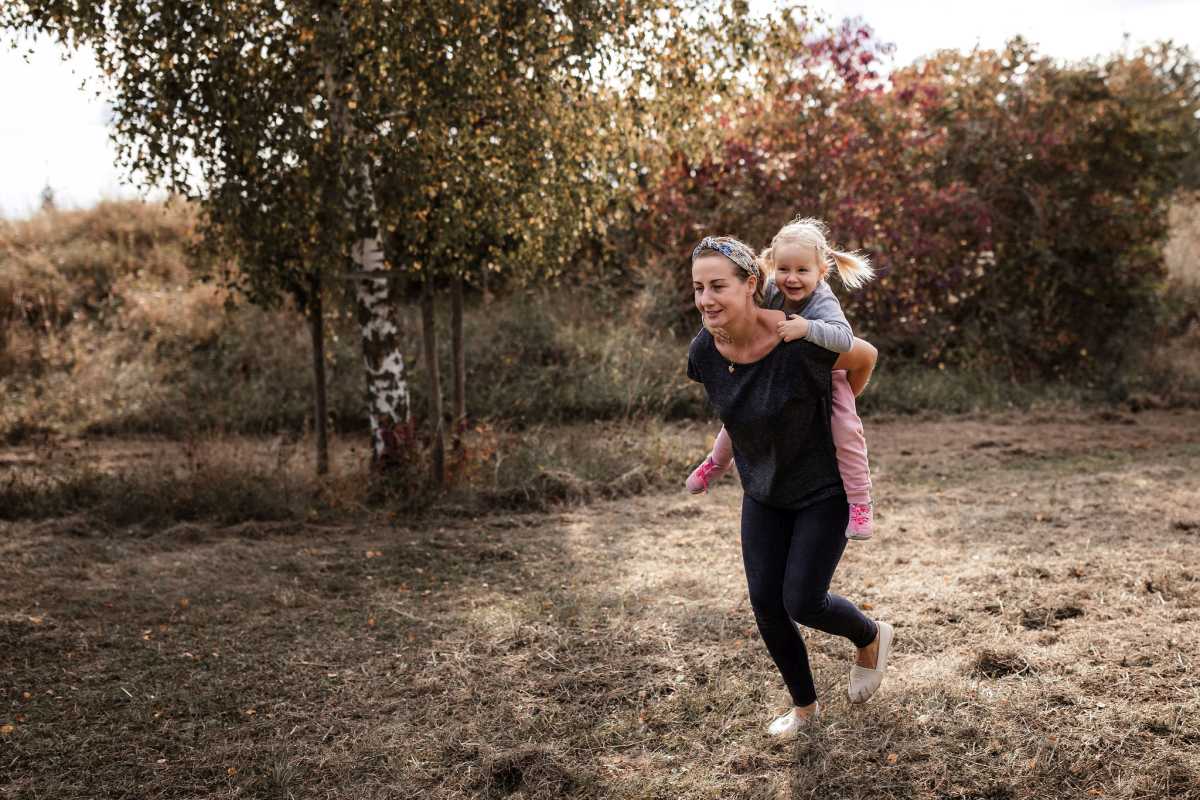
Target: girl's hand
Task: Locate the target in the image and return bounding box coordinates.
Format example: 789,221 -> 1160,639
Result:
776,315 -> 810,342
707,322 -> 733,344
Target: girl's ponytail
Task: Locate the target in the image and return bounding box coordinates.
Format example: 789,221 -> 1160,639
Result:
827,247 -> 874,290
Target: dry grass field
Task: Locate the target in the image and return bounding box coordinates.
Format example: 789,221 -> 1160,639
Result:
2,410 -> 1200,799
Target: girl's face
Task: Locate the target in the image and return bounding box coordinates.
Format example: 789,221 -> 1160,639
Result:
773,242 -> 827,305
692,254 -> 756,329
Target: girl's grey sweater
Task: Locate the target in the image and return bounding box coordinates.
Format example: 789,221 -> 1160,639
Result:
762,277 -> 854,353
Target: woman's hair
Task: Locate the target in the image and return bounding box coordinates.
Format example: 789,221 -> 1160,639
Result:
758,216 -> 874,290
692,235 -> 765,305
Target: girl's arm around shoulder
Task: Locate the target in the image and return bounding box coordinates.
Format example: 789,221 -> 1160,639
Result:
833,338 -> 877,397
800,283 -> 853,353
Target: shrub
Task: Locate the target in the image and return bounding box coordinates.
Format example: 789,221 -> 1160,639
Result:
631,31 -> 1200,379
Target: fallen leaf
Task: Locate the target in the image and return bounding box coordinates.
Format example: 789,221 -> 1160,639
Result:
179,598 -> 190,609
886,753 -> 898,765
0,725 -> 13,736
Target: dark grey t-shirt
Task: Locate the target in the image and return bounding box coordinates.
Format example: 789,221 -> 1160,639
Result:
686,327 -> 844,510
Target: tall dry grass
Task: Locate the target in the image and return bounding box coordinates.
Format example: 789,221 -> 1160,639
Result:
3,197 -> 1200,449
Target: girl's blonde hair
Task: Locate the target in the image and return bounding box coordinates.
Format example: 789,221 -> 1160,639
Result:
758,216 -> 874,290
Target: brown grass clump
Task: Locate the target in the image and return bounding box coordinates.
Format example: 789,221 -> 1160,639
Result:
973,650 -> 1036,679
0,418 -> 707,525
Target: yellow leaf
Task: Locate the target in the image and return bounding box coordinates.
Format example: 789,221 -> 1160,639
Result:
0,725 -> 13,737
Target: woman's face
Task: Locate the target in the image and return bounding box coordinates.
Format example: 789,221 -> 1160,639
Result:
773,242 -> 827,305
692,254 -> 756,329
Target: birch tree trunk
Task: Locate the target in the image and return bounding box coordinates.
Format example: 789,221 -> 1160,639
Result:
450,274 -> 466,442
308,272 -> 329,476
323,51 -> 410,466
353,230 -> 410,466
420,279 -> 445,487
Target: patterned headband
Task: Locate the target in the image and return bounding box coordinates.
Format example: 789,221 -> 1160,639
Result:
692,236 -> 761,281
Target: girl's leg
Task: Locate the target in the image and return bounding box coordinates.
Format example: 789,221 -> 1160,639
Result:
712,425 -> 734,467
830,370 -> 872,505
781,494 -> 877,649
686,426 -> 734,493
740,495 -> 817,708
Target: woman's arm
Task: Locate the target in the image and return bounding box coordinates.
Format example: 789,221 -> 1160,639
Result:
833,337 -> 877,397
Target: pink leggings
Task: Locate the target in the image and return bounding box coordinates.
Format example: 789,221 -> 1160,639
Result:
711,370 -> 872,505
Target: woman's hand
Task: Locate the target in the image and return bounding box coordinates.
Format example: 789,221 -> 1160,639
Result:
833,338 -> 878,397
776,315 -> 810,342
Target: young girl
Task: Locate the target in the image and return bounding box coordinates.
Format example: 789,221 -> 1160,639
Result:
686,216 -> 878,540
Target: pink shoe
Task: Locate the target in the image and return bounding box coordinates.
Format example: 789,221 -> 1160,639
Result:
686,454 -> 730,494
846,502 -> 873,540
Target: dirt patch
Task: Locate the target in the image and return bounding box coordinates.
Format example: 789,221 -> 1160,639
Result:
973,650 -> 1036,678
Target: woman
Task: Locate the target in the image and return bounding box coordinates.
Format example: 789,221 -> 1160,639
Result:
686,235 -> 895,737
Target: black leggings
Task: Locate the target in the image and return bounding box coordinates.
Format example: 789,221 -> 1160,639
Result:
741,492 -> 878,707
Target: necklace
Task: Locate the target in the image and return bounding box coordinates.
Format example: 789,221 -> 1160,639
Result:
728,359 -> 736,373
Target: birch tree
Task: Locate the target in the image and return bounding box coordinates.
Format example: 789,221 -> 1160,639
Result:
4,0 -> 789,485
368,1 -> 785,482
2,1 -> 409,472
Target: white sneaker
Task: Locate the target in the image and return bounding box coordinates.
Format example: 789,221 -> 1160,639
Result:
767,703 -> 820,737
848,621 -> 894,704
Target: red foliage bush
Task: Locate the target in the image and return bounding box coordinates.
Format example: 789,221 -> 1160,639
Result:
630,23 -> 1200,378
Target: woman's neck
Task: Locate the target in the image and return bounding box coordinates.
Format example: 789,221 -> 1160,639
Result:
718,315 -> 757,345
716,309 -> 775,353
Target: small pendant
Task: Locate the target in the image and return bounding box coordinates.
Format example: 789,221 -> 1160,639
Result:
728,363 -> 735,373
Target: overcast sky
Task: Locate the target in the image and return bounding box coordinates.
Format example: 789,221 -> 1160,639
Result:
2,0 -> 1198,219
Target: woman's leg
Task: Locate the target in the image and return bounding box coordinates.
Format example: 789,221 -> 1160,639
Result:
830,370 -> 872,506
781,494 -> 877,648
740,495 -> 817,708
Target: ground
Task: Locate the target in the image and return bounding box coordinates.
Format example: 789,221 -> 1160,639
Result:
2,410 -> 1199,799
